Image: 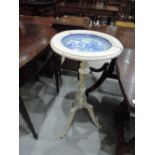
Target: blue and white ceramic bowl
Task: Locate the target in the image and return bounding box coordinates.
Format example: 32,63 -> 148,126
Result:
50,30 -> 123,61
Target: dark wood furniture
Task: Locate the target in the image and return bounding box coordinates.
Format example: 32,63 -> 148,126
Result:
90,25 -> 135,49
65,0 -> 97,3
19,15 -> 55,27
53,15 -> 90,30
117,48 -> 135,108
19,16 -> 56,68
56,2 -> 119,25
19,15 -> 57,139
85,25 -> 135,154
118,0 -> 135,22
107,0 -> 119,6
86,25 -> 134,95
20,0 -> 62,16
20,96 -> 38,139
115,48 -> 135,155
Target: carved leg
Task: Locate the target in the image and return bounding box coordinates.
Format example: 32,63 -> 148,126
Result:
90,63 -> 109,72
60,61 -> 101,138
86,58 -> 116,96
84,103 -> 100,128
60,104 -> 79,139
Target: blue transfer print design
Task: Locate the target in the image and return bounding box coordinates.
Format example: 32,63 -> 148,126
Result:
61,34 -> 112,52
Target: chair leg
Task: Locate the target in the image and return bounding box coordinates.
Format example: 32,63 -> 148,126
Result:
19,96 -> 38,140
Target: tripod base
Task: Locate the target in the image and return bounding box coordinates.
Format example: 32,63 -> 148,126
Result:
60,61 -> 101,139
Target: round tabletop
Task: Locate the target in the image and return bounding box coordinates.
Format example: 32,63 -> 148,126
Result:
50,30 -> 123,61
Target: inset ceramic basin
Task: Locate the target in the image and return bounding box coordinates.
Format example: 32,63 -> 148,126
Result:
50,30 -> 123,61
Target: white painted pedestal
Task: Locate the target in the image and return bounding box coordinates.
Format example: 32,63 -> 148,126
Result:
60,61 -> 100,139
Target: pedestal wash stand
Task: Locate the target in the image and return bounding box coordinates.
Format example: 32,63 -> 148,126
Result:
50,30 -> 123,138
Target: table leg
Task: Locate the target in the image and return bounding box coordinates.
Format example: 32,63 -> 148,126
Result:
115,99 -> 135,155
60,61 -> 100,139
60,103 -> 79,139
86,58 -> 116,96
19,96 -> 38,139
